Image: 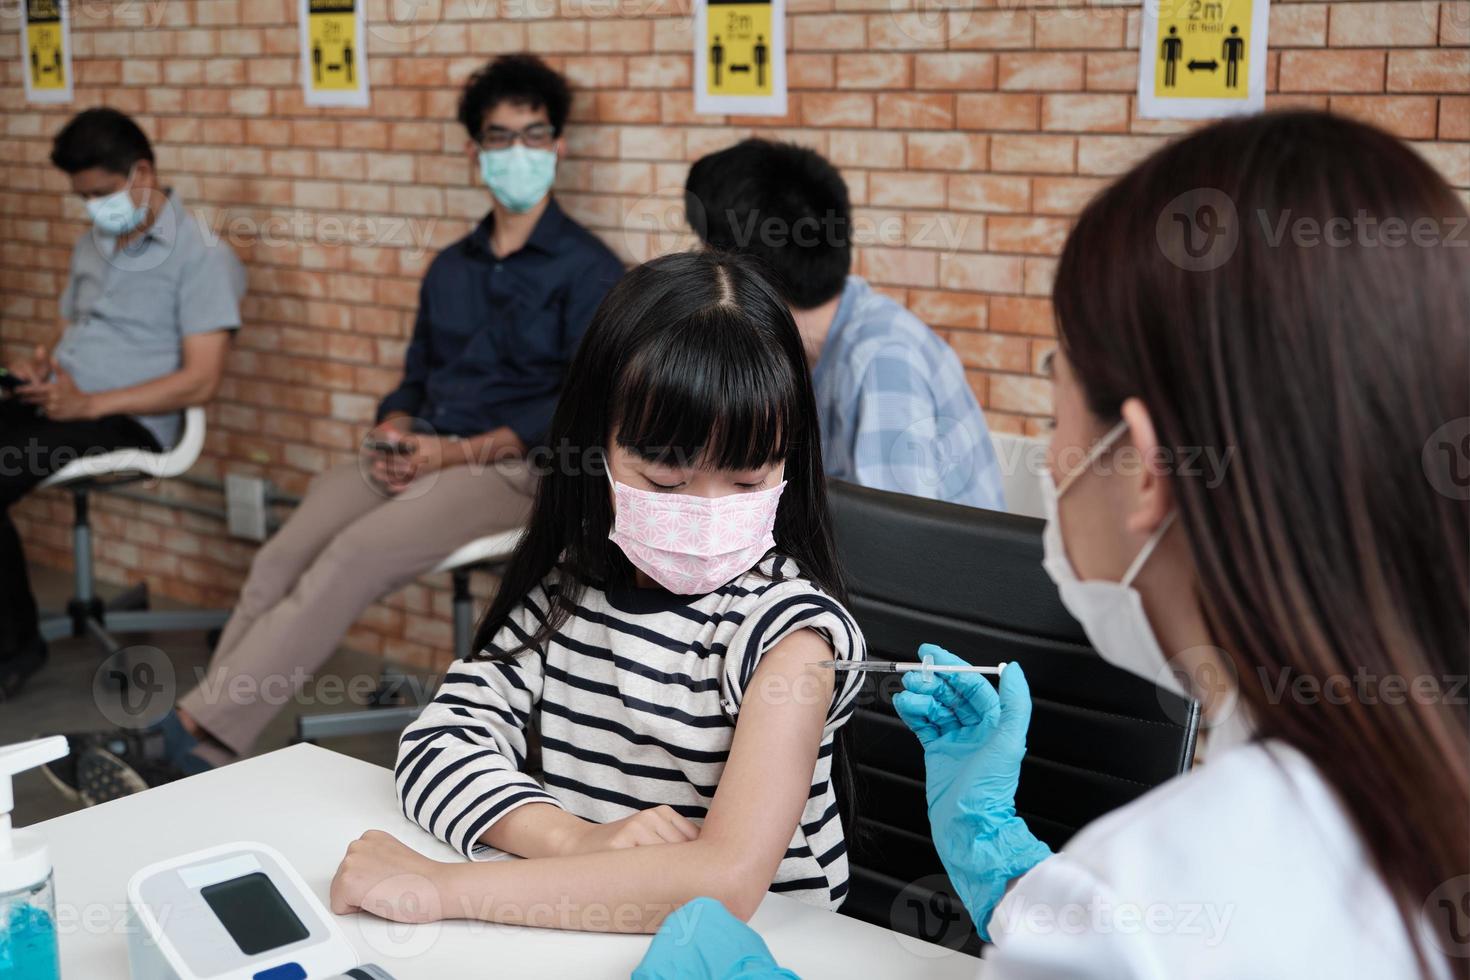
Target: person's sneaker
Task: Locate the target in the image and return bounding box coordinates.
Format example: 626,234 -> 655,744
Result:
76,746 -> 184,806
40,728 -> 170,803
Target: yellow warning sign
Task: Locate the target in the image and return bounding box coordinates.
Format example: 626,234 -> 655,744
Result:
1155,0 -> 1253,98
300,0 -> 368,107
695,0 -> 785,116
308,0 -> 358,91
23,0 -> 72,103
707,0 -> 774,97
1139,0 -> 1267,118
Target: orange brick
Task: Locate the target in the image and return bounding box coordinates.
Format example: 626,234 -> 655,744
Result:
562,56 -> 625,89
869,172 -> 947,208
1329,95 -> 1440,139
906,133 -> 988,170
868,12 -> 947,51
628,56 -> 692,91
989,296 -> 1056,335
1278,50 -> 1387,93
836,53 -> 912,90
988,216 -> 1073,256
527,20 -> 588,53
1328,2 -> 1440,47
949,331 -> 1031,373
948,174 -> 1031,213
949,10 -> 1033,50
789,54 -> 835,89
619,126 -> 685,160
998,53 -> 1085,92
290,120 -> 340,149
801,93 -> 876,127
1033,8 -> 1127,49
1077,135 -> 1167,176
991,134 -> 1076,175
860,247 -> 938,287
1444,1 -> 1470,44
1032,176 -> 1107,216
914,53 -> 996,91
830,131 -> 906,169
876,93 -> 954,129
990,374 -> 1053,414
597,91 -> 661,123
937,253 -> 1025,293
1442,97 -> 1470,139
1387,50 -> 1470,93
1024,258 -> 1058,297
908,290 -> 989,330
1270,4 -> 1328,46
956,93 -> 1040,131
1085,52 -> 1138,93
1041,94 -> 1129,133
792,14 -> 867,51
587,20 -> 651,52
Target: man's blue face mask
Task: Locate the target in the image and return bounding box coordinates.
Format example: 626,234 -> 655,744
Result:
478,145 -> 556,214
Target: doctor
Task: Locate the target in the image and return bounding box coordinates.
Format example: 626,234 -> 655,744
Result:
634,110 -> 1469,978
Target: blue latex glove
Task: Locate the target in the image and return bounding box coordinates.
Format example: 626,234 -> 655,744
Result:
892,644 -> 1052,942
633,898 -> 801,980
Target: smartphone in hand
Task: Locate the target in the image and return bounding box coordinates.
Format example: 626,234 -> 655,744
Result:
0,369 -> 21,394
366,438 -> 414,456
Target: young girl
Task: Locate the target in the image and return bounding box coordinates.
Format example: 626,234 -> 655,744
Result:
331,250 -> 866,932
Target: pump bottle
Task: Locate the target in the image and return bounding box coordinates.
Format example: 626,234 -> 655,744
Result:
0,736 -> 68,980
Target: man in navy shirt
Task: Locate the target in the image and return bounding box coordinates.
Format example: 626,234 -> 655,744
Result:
47,56 -> 625,800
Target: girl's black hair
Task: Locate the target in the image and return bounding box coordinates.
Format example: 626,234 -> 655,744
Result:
474,248 -> 846,655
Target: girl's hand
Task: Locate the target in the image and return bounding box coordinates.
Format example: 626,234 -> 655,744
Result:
556,805 -> 701,856
330,830 -> 455,923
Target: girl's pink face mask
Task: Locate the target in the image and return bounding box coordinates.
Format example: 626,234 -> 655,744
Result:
607,473 -> 787,595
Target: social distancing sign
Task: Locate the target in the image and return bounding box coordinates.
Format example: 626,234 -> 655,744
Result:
1139,0 -> 1267,119
299,0 -> 369,107
22,0 -> 73,104
695,0 -> 786,116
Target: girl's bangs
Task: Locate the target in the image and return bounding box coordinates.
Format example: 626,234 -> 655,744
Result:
612,307 -> 798,472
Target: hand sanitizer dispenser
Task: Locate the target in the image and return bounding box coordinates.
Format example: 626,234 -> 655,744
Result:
0,736 -> 67,980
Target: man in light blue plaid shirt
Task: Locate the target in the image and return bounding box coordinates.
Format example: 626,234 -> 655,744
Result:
686,139 -> 1005,509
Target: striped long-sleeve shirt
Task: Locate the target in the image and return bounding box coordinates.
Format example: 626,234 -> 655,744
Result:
395,554 -> 866,909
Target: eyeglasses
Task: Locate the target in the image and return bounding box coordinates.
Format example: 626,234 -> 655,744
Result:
478,123 -> 556,151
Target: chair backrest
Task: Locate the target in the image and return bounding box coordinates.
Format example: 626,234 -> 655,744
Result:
829,481 -> 1199,953
38,405 -> 208,488
988,431 -> 1049,520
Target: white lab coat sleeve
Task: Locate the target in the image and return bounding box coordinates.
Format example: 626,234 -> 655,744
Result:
393,587 -> 564,860
982,853 -> 1165,980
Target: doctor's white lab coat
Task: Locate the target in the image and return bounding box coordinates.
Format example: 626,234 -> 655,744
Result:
984,739 -> 1448,979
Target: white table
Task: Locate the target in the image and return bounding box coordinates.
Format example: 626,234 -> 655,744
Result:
33,744 -> 982,978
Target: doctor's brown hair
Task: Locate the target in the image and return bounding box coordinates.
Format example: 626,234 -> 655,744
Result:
1053,111 -> 1469,974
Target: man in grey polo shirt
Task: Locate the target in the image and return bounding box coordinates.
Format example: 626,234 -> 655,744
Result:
0,107 -> 244,698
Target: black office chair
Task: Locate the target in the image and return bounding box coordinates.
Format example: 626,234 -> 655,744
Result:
829,481 -> 1200,954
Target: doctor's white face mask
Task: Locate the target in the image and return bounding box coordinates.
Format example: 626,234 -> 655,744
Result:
1040,420 -> 1187,698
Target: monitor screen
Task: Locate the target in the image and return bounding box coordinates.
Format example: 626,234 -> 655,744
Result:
201,872 -> 311,956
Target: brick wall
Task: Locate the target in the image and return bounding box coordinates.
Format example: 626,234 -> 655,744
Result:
2,0 -> 1466,668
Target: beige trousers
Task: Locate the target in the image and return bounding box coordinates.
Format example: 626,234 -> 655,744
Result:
178,458 -> 535,758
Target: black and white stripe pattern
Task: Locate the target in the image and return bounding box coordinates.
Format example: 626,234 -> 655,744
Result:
396,554 -> 865,908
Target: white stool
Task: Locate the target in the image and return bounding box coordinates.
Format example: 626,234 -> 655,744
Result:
989,431 -> 1049,520
293,527 -> 524,743
36,406 -> 231,664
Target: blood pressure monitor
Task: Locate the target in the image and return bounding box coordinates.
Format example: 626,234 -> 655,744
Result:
126,841 -> 360,980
